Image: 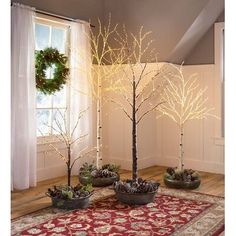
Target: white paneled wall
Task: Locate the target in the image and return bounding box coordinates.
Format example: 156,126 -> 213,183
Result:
37,141 -> 95,182
102,63 -> 160,172
37,144 -> 96,181
37,142 -> 67,181
37,63 -> 224,181
102,100 -> 158,170
102,64 -> 224,174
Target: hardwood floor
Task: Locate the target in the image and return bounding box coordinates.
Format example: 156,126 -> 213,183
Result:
11,166 -> 224,220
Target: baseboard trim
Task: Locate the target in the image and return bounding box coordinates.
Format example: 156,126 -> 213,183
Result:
37,155 -> 224,182
155,155 -> 224,174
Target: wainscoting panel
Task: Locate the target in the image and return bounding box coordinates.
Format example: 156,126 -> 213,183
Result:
37,63 -> 224,181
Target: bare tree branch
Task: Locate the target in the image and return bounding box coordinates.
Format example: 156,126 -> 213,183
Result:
137,101 -> 165,124
71,147 -> 96,170
48,144 -> 67,162
158,62 -> 219,170
70,108 -> 89,140
108,98 -> 133,121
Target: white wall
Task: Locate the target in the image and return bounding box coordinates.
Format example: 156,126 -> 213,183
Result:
156,64 -> 224,173
102,64 -> 224,174
36,67 -> 98,182
36,101 -> 97,182
37,141 -> 67,181
37,63 -> 224,182
37,141 -> 96,181
102,63 -> 159,171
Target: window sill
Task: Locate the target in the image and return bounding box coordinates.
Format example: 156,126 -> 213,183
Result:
37,135 -> 65,153
37,135 -> 62,144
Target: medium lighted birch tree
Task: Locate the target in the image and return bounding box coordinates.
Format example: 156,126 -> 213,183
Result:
158,63 -> 218,171
106,26 -> 166,181
39,108 -> 94,186
70,16 -> 126,169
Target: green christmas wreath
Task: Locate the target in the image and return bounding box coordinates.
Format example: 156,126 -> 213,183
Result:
35,47 -> 69,95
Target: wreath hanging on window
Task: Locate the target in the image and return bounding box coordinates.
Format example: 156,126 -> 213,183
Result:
35,47 -> 69,95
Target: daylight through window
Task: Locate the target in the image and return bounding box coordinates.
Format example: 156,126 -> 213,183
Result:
35,17 -> 69,137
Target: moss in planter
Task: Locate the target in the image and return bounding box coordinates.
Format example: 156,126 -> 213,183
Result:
114,178 -> 160,194
47,184 -> 93,200
79,163 -> 120,187
165,167 -> 200,182
164,167 -> 201,189
79,163 -> 120,179
46,184 -> 93,209
101,164 -> 120,173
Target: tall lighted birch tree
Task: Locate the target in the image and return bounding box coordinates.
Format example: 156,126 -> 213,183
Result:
158,63 -> 218,171
106,27 -> 165,181
71,17 -> 126,169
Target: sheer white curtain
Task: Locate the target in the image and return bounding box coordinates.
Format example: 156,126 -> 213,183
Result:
11,3 -> 37,190
70,21 -> 94,174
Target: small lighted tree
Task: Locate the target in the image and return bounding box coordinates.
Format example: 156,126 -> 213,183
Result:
40,108 -> 94,186
158,63 -> 218,171
107,26 -> 165,181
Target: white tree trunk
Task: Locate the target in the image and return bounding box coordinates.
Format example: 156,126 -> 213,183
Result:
179,124 -> 184,171
96,75 -> 102,169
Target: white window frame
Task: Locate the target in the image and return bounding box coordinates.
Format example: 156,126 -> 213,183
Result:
35,14 -> 71,144
214,22 -> 224,146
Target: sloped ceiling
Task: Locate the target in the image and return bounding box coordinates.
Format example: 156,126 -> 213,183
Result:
103,0 -> 224,63
13,0 -> 224,64
184,10 -> 225,65
167,0 -> 224,63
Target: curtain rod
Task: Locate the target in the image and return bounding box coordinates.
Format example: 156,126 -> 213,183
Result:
11,2 -> 95,28
35,9 -> 95,28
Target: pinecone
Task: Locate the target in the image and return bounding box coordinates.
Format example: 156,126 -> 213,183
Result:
166,167 -> 175,176
174,170 -> 182,180
91,170 -> 99,178
101,169 -> 110,177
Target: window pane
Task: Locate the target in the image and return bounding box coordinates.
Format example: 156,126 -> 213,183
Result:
35,20 -> 68,137
51,28 -> 66,53
37,110 -> 50,136
45,64 -> 56,80
222,29 -> 225,137
45,67 -> 51,80
52,109 -> 66,135
52,86 -> 67,107
35,24 -> 50,50
36,91 -> 51,108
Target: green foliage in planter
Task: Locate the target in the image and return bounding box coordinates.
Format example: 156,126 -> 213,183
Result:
80,183 -> 93,193
164,172 -> 173,180
79,162 -> 120,178
101,164 -> 120,173
47,184 -> 93,200
79,163 -> 97,178
166,167 -> 200,182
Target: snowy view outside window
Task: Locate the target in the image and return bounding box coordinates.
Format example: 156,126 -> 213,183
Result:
35,19 -> 68,137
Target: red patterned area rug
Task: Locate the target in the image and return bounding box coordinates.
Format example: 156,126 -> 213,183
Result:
12,187 -> 224,236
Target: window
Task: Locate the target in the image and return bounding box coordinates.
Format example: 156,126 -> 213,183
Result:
214,22 -> 224,142
221,29 -> 224,137
35,16 -> 70,137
